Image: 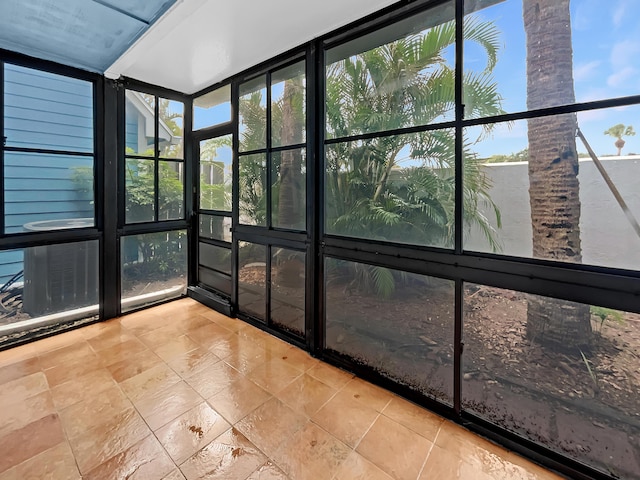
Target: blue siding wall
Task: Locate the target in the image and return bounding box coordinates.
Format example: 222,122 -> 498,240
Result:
125,98 -> 140,152
1,64 -> 95,285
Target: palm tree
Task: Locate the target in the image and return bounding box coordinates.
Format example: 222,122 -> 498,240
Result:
523,0 -> 592,351
323,15 -> 505,295
604,124 -> 636,156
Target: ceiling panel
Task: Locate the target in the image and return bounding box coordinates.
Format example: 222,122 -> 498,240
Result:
0,0 -> 177,72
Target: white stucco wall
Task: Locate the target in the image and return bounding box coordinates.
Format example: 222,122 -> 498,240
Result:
464,156 -> 640,271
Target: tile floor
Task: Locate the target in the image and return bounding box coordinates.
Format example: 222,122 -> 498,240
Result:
0,298 -> 565,480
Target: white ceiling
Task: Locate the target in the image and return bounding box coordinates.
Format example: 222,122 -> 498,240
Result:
105,0 -> 399,95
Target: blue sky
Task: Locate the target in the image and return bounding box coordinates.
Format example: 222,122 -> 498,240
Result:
467,0 -> 640,157
196,0 -> 640,158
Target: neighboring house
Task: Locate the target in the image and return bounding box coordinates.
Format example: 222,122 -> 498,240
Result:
0,66 -> 179,286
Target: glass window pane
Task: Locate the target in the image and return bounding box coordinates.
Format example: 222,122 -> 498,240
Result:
325,1 -> 455,139
121,230 -> 187,312
4,151 -> 94,234
158,161 -> 184,221
125,158 -> 155,223
463,283 -> 640,478
0,242 -> 99,341
199,242 -> 231,275
198,267 -> 231,296
326,258 -> 455,403
238,242 -> 266,321
271,248 -> 305,337
325,130 -> 455,248
239,153 -> 267,226
194,85 -> 231,130
4,64 -> 94,153
463,0 -> 640,116
239,77 -> 267,152
200,136 -> 232,212
199,215 -> 232,243
159,98 -> 184,159
272,149 -> 306,231
125,91 -> 155,156
271,61 -> 306,148
463,105 -> 640,271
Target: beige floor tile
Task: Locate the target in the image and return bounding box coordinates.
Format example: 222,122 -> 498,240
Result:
152,335 -> 200,362
179,427 -> 266,480
207,376 -> 272,424
139,325 -> 185,350
86,326 -> 136,352
236,397 -> 307,459
106,348 -> 164,382
246,358 -> 302,394
155,402 -> 231,464
120,363 -> 181,402
276,346 -> 318,373
246,461 -> 289,480
307,362 -> 353,389
357,414 -> 433,480
68,407 -> 151,474
340,377 -> 393,412
382,395 -> 443,442
276,373 -> 336,417
0,372 -> 49,408
0,390 -> 56,437
312,390 -> 379,448
186,322 -> 234,350
208,332 -> 243,358
97,338 -> 149,366
30,329 -> 85,355
500,453 -> 565,480
435,421 -> 508,463
162,469 -> 186,480
274,422 -> 351,480
0,442 -> 80,480
0,414 -> 65,474
118,311 -> 164,336
0,356 -> 40,386
38,341 -> 95,370
84,434 -> 175,480
134,380 -> 203,431
222,339 -> 267,374
419,444 -> 493,480
168,347 -> 221,378
0,343 -> 36,368
203,310 -> 247,332
333,451 -> 394,480
50,368 -> 116,409
43,353 -> 105,388
173,313 -> 216,334
184,360 -> 242,399
59,385 -> 132,439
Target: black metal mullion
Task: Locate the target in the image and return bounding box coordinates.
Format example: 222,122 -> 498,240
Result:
154,97 -> 159,222
266,244 -> 272,326
231,81 -> 240,315
0,60 -> 5,238
3,146 -> 94,157
266,72 -> 273,231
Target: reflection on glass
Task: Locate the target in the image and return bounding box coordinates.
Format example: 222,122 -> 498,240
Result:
239,77 -> 267,152
4,64 -> 94,153
4,151 -> 94,233
239,153 -> 267,226
238,242 -> 267,321
463,283 -> 640,478
125,90 -> 155,156
0,242 -> 99,344
158,161 -> 184,221
464,0 -> 640,114
325,130 -> 459,248
272,61 -> 306,147
271,248 -> 305,337
159,98 -> 184,159
463,105 -> 640,271
200,136 -> 232,212
193,85 -> 231,130
325,1 -> 458,139
199,215 -> 232,243
325,258 -> 454,403
121,230 -> 187,312
272,149 -> 306,231
198,268 -> 231,296
125,158 -> 155,223
199,242 -> 231,275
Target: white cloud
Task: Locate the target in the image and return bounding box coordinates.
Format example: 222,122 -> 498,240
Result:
610,40 -> 640,69
607,66 -> 637,88
612,1 -> 627,28
574,61 -> 601,82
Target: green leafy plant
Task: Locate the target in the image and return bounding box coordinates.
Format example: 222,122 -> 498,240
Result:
590,305 -> 624,333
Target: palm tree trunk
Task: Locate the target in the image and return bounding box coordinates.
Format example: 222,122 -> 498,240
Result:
523,0 -> 591,351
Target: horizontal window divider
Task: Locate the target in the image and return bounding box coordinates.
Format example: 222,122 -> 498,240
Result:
198,209 -> 232,216
158,157 -> 185,163
234,228 -> 308,248
125,154 -> 155,160
197,263 -> 231,277
192,123 -> 233,140
3,146 -> 94,157
238,148 -> 267,157
0,229 -> 101,250
237,51 -> 307,85
121,77 -> 187,101
198,237 -> 231,249
119,220 -> 188,236
323,241 -> 640,313
270,143 -> 307,153
325,120 -> 457,145
461,94 -> 640,128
